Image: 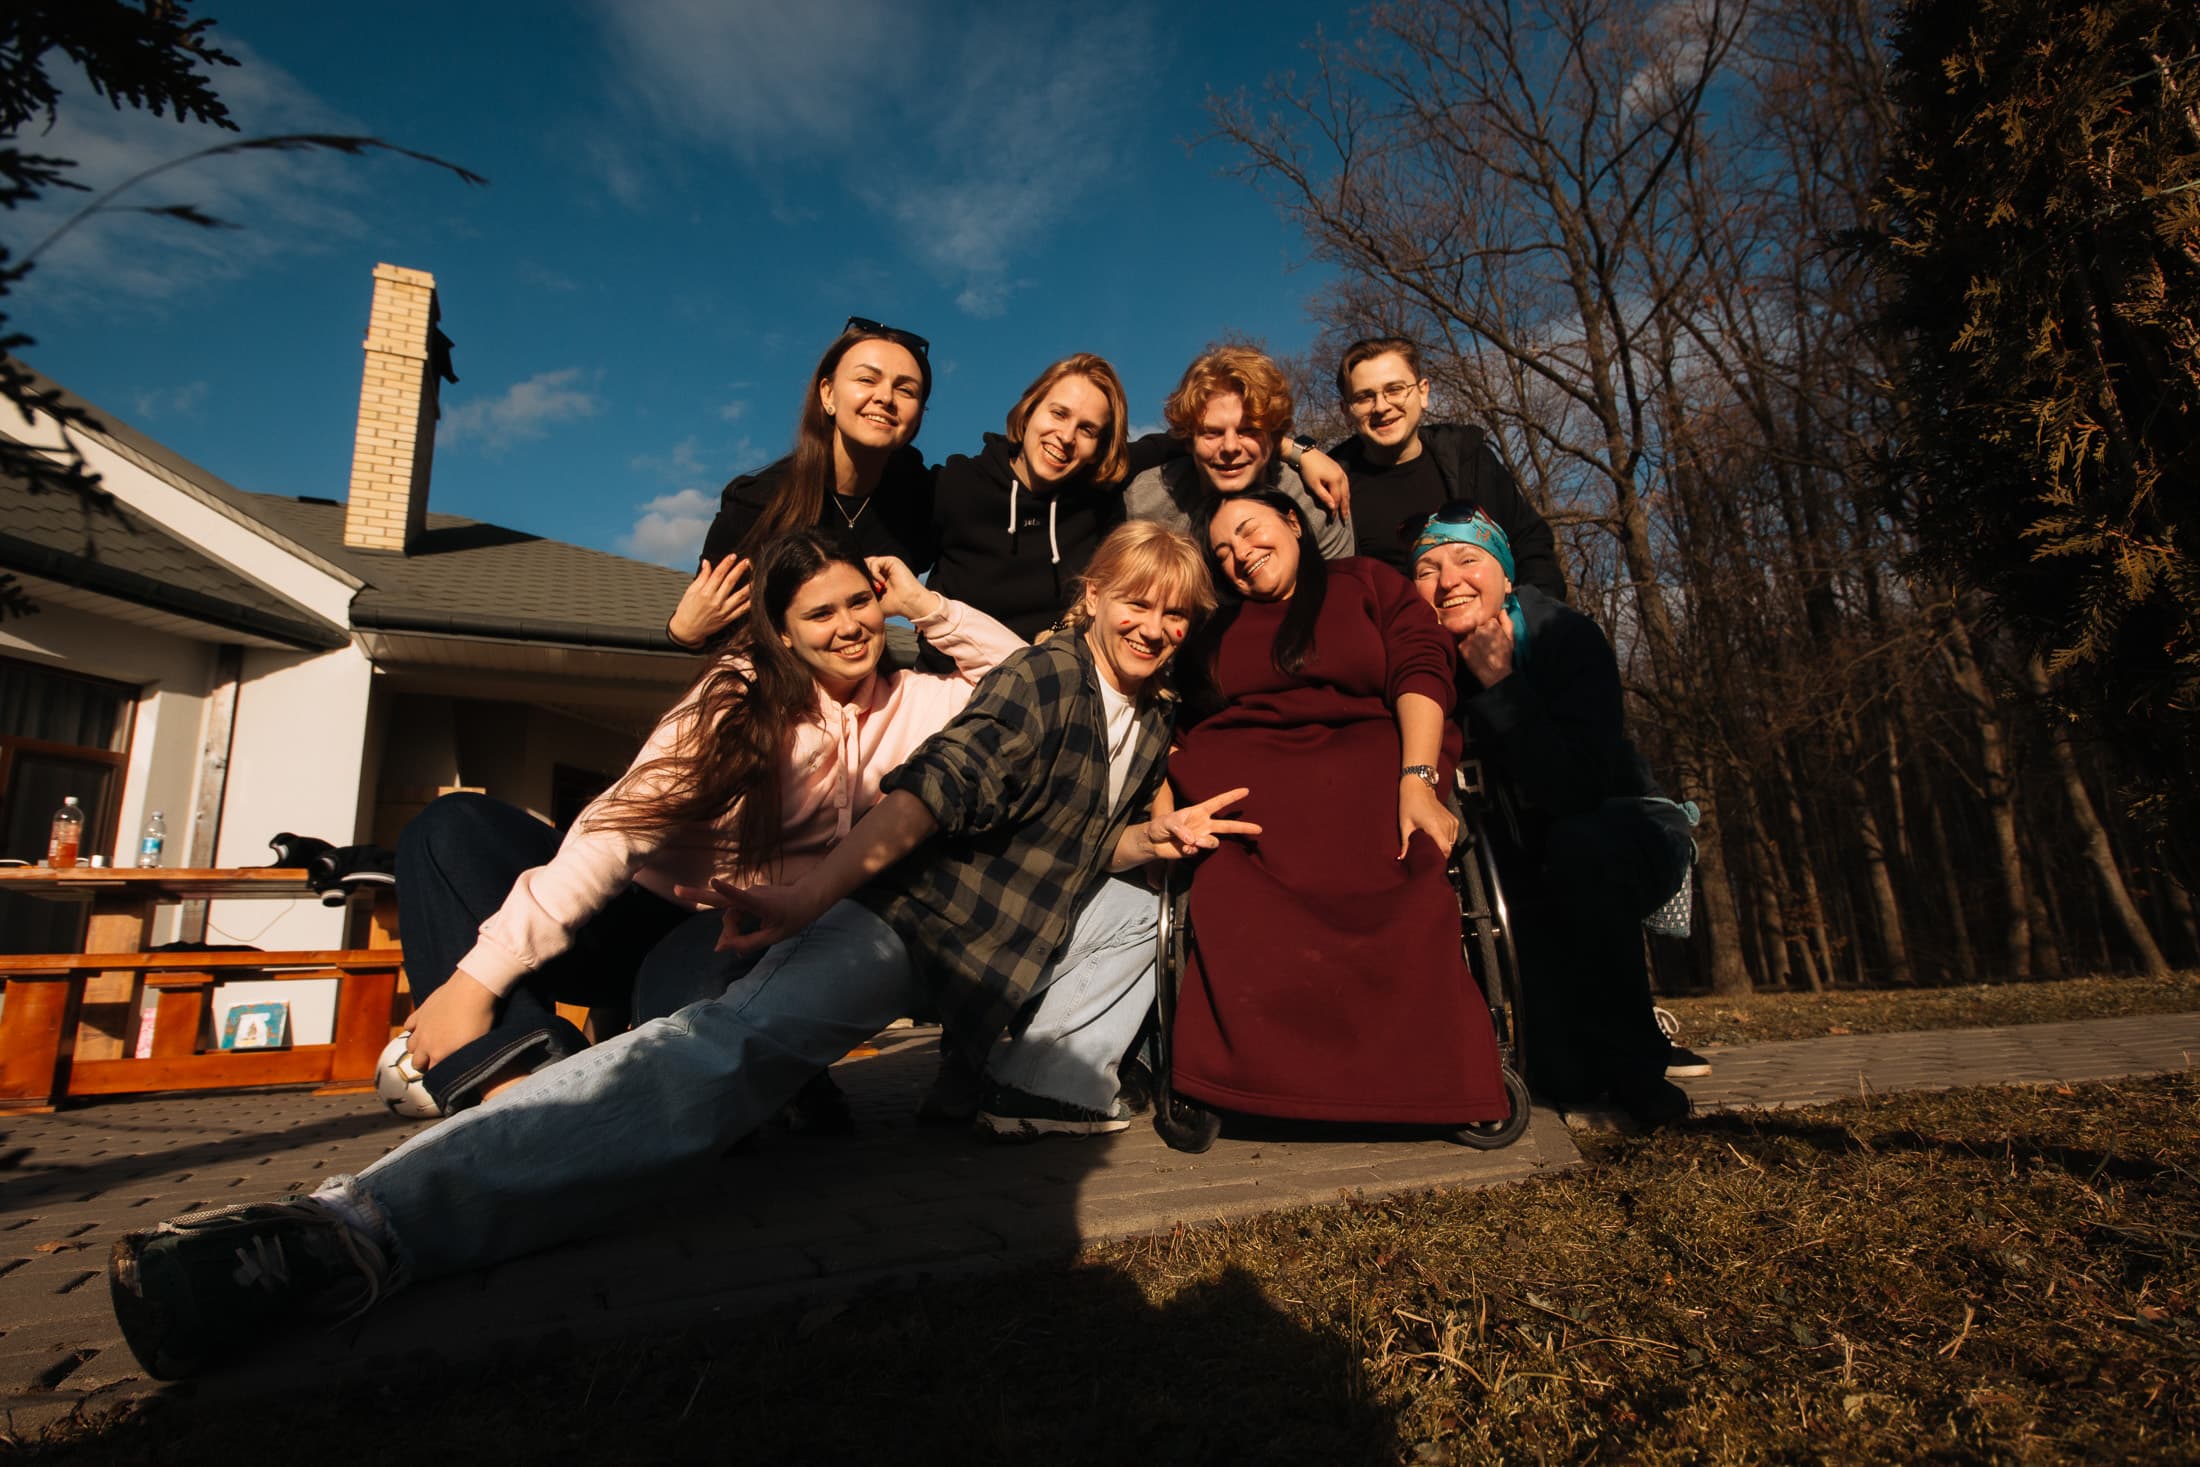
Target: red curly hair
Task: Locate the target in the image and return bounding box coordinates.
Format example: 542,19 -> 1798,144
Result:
1161,345 -> 1294,450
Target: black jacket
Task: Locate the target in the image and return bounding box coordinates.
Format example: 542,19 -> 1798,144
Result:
1330,423 -> 1566,602
925,435 -> 1127,643
1458,586 -> 1660,819
698,446 -> 938,572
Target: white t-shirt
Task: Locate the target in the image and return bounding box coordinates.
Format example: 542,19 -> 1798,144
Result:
1097,674 -> 1140,811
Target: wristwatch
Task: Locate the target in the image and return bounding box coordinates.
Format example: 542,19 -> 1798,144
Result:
1401,764 -> 1440,791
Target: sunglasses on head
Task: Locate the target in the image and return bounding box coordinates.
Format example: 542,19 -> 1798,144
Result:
844,316 -> 930,359
1408,500 -> 1488,542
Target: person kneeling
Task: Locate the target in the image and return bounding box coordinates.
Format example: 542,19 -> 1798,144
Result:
1410,505 -> 1694,1128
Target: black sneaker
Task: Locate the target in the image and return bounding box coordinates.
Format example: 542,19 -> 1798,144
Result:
108,1198 -> 389,1380
1665,1045 -> 1713,1079
976,1081 -> 1131,1140
1114,1055 -> 1156,1117
1608,1075 -> 1693,1129
775,1069 -> 856,1136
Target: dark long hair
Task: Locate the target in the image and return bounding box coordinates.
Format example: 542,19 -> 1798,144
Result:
1217,489 -> 1328,676
590,530 -> 868,880
742,326 -> 933,556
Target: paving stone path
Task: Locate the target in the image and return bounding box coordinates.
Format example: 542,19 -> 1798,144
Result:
3,1011 -> 2194,1430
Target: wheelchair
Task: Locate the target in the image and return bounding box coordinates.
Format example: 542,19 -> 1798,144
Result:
1148,757 -> 1533,1154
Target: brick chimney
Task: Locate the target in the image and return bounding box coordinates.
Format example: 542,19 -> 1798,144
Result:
343,263 -> 444,552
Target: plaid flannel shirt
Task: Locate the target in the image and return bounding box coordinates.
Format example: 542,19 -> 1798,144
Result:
862,634 -> 1174,1057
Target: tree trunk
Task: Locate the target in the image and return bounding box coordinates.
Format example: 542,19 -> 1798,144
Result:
1843,715 -> 1916,985
1737,769 -> 1797,989
2027,658 -> 2170,974
1780,751 -> 1840,990
2162,873 -> 2199,964
1939,609 -> 2030,977
1691,784 -> 1756,995
1922,790 -> 1980,984
2023,815 -> 2069,978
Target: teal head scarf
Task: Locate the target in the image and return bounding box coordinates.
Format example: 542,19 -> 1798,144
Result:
1412,504 -> 1529,674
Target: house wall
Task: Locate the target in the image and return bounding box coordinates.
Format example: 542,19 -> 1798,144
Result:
370,691 -> 636,850
204,642 -> 377,953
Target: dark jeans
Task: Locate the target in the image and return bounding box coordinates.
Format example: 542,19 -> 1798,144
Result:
1494,796 -> 1692,1103
397,792 -> 736,1103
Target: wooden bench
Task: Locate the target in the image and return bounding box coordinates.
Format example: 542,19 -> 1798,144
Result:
0,949 -> 402,1112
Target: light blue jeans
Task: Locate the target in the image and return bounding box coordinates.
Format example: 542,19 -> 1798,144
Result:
329,879 -> 1156,1283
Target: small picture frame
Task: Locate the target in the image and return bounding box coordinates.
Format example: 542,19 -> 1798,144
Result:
220,1001 -> 292,1051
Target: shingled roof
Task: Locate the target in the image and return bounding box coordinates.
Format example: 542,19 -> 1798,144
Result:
234,492 -> 688,652
0,474 -> 346,650
2,360 -> 688,653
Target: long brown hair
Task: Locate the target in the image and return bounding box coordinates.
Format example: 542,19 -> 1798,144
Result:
590,530 -> 869,880
741,325 -> 934,556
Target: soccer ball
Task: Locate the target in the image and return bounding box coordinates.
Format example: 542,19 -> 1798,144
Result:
375,1032 -> 442,1119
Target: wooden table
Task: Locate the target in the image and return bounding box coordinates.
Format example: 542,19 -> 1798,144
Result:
0,867 -> 404,1111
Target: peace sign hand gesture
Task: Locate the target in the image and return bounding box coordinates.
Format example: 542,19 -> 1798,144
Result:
1116,786 -> 1263,870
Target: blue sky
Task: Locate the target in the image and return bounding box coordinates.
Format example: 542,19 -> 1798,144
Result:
11,0 -> 1357,567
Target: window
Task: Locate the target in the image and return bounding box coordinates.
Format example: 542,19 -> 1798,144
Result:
0,657 -> 136,951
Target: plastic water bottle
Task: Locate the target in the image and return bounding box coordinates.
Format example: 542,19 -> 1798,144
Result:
137,810 -> 167,868
47,796 -> 83,868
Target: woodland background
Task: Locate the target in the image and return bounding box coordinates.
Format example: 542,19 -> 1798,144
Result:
1220,0 -> 2199,993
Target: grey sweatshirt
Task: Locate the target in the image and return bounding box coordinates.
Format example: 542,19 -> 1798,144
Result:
1119,458 -> 1356,561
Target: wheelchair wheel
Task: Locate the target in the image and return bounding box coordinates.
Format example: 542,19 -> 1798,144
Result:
1450,1063 -> 1531,1150
1154,1090 -> 1222,1153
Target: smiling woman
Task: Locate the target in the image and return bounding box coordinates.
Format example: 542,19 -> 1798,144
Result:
670,321 -> 938,650
371,531 -> 1022,1112
924,353 -> 1136,645
1160,489 -> 1513,1130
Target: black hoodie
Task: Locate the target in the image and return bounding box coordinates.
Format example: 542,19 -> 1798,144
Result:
697,445 -> 938,572
924,434 -> 1128,643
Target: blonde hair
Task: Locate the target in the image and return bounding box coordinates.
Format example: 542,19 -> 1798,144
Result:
1162,345 -> 1294,449
1060,520 -> 1218,632
1004,354 -> 1131,486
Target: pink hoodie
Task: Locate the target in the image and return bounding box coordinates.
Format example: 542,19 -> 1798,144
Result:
460,596 -> 1023,997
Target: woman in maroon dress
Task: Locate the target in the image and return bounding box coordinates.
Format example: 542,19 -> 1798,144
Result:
1167,490 -> 1511,1124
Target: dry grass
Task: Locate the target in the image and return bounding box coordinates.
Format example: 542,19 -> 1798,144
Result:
1661,970 -> 2200,1047
24,1074 -> 2199,1465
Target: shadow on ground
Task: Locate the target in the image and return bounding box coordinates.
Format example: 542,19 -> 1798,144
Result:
39,1256 -> 1400,1465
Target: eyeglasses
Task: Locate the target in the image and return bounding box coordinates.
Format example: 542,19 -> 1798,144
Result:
844,316 -> 930,359
1344,379 -> 1423,414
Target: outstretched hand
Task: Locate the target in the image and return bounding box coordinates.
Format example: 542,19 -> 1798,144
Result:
675,877 -> 825,956
669,555 -> 753,649
1143,786 -> 1263,862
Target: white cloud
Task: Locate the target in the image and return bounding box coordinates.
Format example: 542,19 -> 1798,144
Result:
582,134 -> 649,210
131,380 -> 210,420
621,487 -> 717,567
629,433 -> 709,483
592,2 -> 1156,316
595,1 -> 925,158
717,398 -> 747,423
438,368 -> 602,451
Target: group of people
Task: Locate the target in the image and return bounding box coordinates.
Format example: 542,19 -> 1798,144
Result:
107,323 -> 1703,1379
